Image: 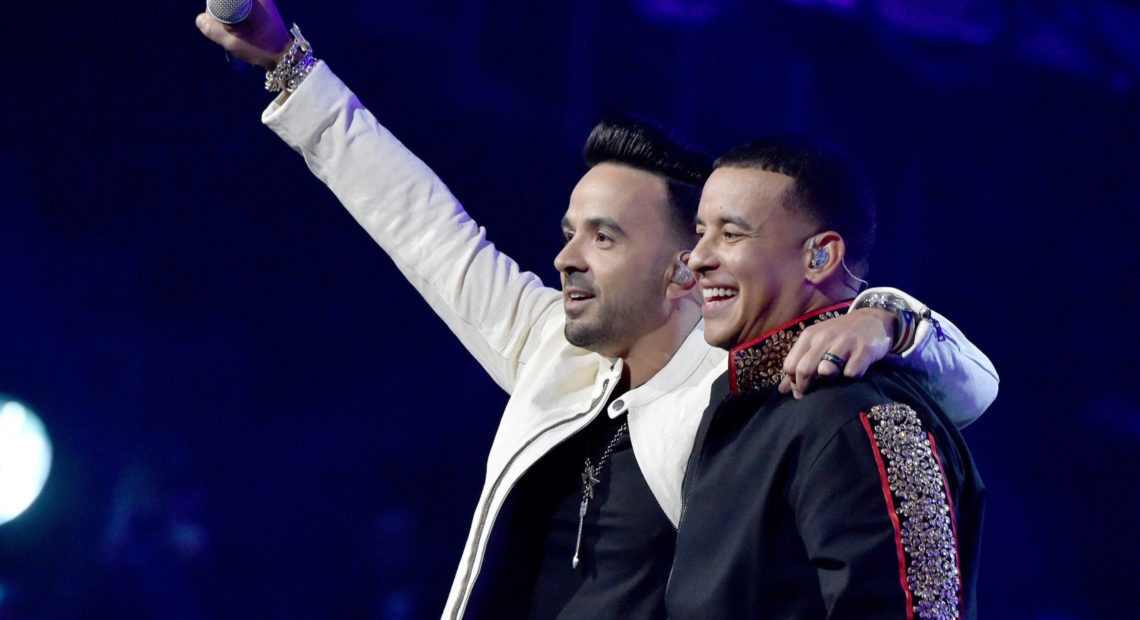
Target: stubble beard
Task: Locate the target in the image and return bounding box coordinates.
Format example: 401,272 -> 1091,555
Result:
564,292 -> 655,357
562,262 -> 668,356
565,317 -> 616,352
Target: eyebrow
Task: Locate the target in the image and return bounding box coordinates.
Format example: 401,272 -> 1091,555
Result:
561,216 -> 629,238
695,214 -> 755,230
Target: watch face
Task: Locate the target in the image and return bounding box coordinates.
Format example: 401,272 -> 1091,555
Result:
0,396 -> 52,526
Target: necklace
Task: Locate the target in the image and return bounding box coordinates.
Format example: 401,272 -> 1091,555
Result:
572,417 -> 629,569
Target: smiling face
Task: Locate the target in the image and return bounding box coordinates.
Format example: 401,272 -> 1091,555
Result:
554,163 -> 681,358
688,166 -> 819,350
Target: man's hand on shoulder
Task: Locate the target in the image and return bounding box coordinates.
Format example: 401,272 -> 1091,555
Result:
778,308 -> 894,399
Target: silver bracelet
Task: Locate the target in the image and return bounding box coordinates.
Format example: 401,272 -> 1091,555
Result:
264,24 -> 317,93
854,292 -> 917,355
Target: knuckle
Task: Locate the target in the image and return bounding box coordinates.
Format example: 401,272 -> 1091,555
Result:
797,359 -> 815,376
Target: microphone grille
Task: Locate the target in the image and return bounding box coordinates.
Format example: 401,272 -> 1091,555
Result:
207,0 -> 253,24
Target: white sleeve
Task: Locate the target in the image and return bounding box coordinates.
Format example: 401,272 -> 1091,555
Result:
851,287 -> 999,428
261,62 -> 562,393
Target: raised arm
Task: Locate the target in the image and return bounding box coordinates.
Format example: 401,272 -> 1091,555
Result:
780,286 -> 998,427
194,3 -> 562,392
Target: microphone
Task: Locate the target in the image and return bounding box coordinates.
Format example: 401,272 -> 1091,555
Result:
207,0 -> 253,24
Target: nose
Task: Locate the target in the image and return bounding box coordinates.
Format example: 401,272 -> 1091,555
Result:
687,234 -> 715,275
554,237 -> 585,275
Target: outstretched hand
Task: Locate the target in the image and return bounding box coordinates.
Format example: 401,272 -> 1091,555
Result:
195,0 -> 292,69
778,308 -> 895,399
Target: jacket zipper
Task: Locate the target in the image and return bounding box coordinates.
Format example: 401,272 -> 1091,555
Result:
448,378 -> 613,620
665,390 -> 725,598
664,439 -> 703,598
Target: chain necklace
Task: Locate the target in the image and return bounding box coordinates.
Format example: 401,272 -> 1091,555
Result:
572,418 -> 629,569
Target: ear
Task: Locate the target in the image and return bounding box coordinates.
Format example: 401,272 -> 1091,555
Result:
804,231 -> 845,284
666,250 -> 696,299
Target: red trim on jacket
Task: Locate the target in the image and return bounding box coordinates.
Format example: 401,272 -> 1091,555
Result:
729,301 -> 854,355
727,301 -> 853,393
860,412 -> 914,620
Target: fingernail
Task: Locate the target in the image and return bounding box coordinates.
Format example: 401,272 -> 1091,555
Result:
196,14 -> 207,29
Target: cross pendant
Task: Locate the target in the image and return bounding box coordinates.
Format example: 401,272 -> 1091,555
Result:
582,461 -> 599,498
573,460 -> 599,569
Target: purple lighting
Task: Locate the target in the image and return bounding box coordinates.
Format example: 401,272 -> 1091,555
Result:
875,0 -> 1004,46
632,0 -> 730,25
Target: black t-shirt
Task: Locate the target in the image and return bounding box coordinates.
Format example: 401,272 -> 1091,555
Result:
468,401 -> 676,619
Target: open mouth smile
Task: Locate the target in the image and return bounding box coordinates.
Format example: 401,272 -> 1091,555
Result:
700,287 -> 738,318
563,288 -> 596,315
702,287 -> 738,303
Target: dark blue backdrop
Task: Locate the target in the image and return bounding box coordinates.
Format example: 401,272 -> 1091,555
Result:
2,1 -> 1137,618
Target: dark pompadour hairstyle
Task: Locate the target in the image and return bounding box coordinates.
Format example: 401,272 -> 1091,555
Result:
715,134 -> 877,273
583,115 -> 713,244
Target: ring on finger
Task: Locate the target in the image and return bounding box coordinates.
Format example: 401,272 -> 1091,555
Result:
820,351 -> 846,369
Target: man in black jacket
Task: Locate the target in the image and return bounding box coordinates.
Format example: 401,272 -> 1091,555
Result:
667,135 -> 984,619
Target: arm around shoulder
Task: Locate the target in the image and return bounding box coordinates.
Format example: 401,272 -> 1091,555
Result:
851,287 -> 999,428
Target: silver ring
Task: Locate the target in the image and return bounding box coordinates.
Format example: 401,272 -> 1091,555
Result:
821,351 -> 846,369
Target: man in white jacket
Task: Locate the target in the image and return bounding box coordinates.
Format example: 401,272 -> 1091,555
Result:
196,5 -> 999,618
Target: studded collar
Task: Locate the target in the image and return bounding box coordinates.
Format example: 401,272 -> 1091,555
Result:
728,302 -> 852,396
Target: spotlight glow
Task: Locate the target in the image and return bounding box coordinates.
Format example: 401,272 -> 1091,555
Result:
0,397 -> 52,525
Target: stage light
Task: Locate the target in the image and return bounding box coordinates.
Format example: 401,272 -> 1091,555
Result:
0,396 -> 52,526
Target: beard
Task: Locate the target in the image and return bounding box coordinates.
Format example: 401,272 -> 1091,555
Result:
564,317 -> 615,351
563,291 -> 658,356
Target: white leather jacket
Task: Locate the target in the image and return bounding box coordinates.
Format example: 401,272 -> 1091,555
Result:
262,62 -> 999,619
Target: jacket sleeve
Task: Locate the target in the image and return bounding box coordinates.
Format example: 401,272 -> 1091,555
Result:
851,287 -> 999,428
260,62 -> 561,393
792,403 -> 966,619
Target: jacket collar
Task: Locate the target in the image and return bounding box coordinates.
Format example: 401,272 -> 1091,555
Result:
609,321 -> 724,414
728,302 -> 852,395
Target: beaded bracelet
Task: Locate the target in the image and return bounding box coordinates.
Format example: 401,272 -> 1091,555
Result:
265,24 -> 317,93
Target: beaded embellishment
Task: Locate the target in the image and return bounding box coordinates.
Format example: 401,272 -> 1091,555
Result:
730,307 -> 846,393
863,402 -> 961,619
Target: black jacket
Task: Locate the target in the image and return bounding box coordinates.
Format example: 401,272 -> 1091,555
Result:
667,306 -> 985,619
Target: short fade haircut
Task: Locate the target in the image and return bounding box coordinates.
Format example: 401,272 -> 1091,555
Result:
583,115 -> 713,245
715,134 -> 877,274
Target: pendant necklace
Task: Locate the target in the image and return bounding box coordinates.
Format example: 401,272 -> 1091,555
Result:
572,417 -> 629,569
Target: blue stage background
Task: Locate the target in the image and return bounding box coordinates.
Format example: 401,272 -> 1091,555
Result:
1,1 -> 1137,618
